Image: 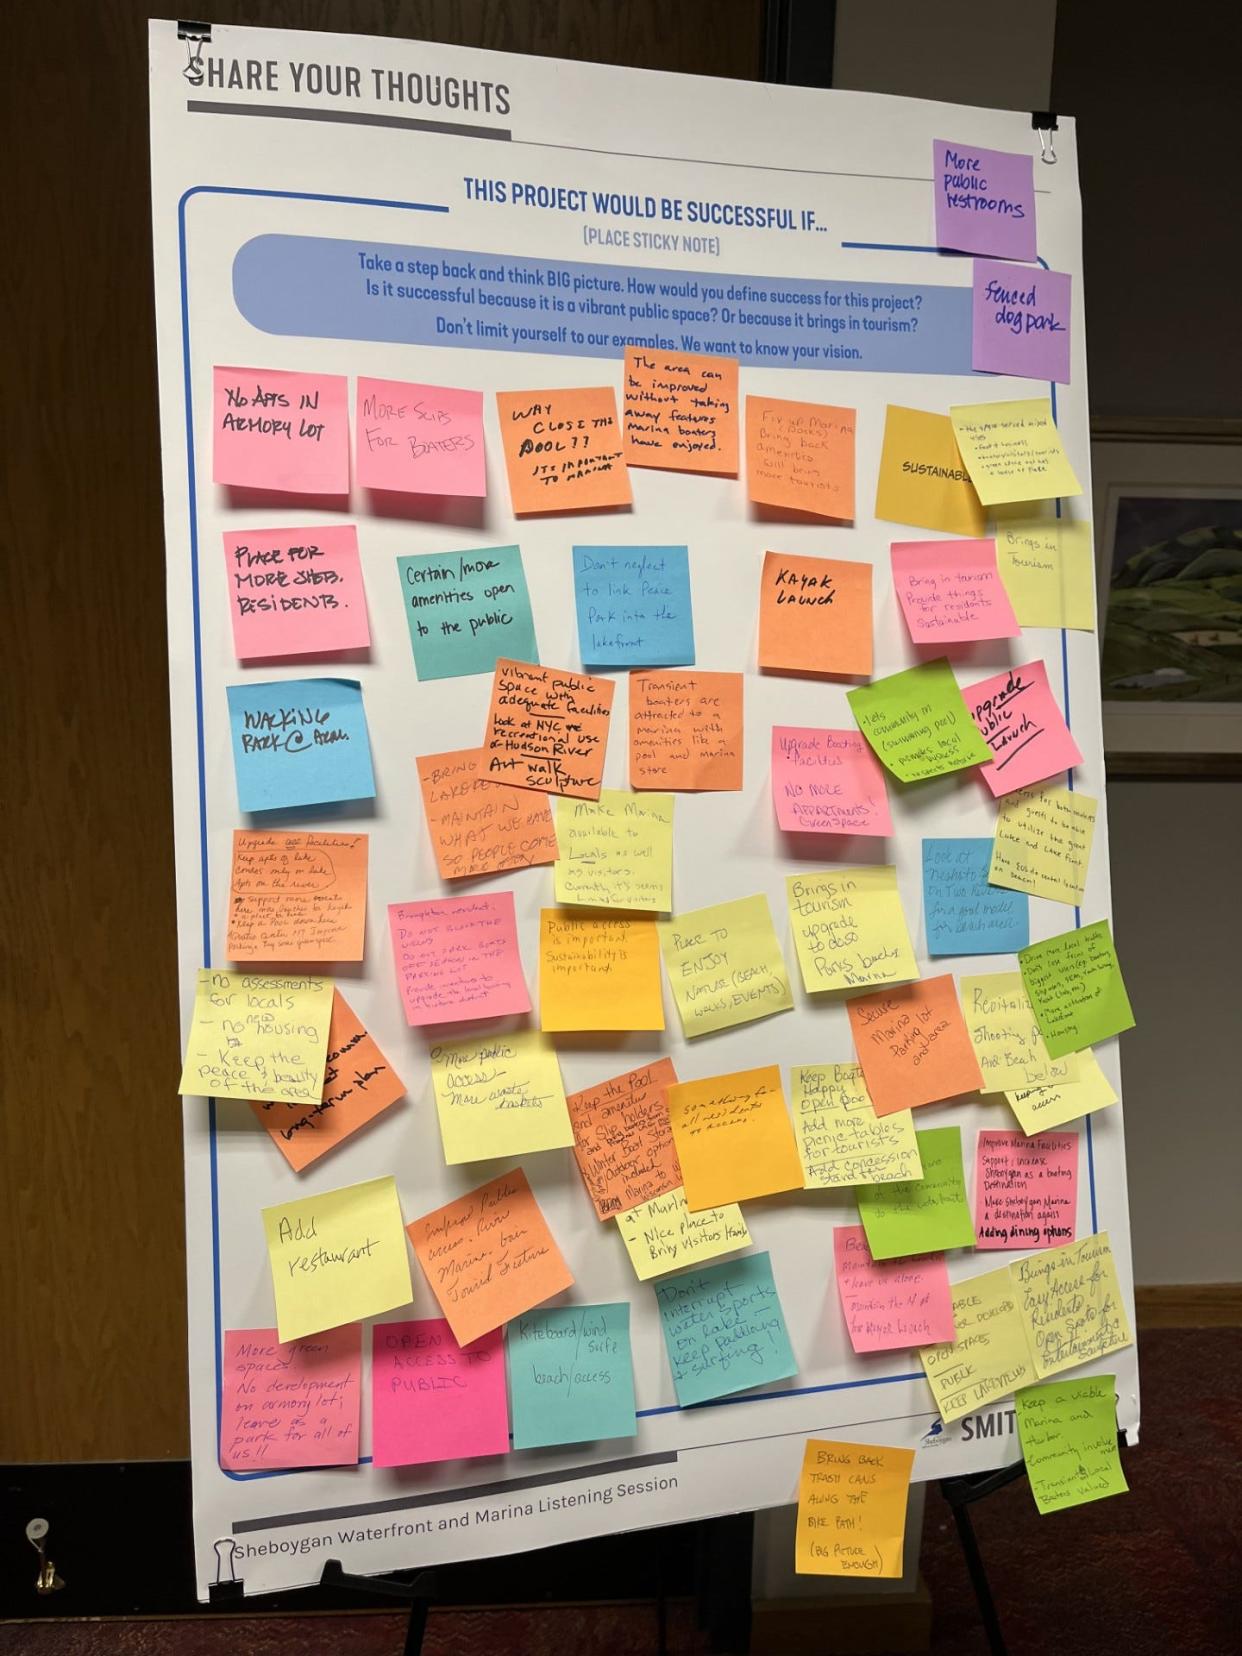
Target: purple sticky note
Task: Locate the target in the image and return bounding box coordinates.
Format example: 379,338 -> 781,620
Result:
934,141 -> 1037,262
972,262 -> 1071,384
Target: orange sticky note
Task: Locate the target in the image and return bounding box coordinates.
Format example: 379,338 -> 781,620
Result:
539,910 -> 665,1031
746,396 -> 856,520
797,1439 -> 915,1578
479,660 -> 614,799
416,748 -> 558,881
250,989 -> 405,1172
668,1065 -> 804,1211
566,1058 -> 682,1220
629,670 -> 743,791
758,551 -> 873,677
847,976 -> 984,1116
622,347 -> 739,474
497,387 -> 632,514
407,1169 -> 574,1348
226,830 -> 367,963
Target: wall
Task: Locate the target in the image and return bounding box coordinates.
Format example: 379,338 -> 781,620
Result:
833,0 -> 1056,111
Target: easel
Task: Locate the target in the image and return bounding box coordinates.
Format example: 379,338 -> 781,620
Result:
319,1560 -> 436,1655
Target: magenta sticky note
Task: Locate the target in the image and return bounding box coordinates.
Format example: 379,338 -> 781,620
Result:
388,892 -> 531,1026
974,1129 -> 1078,1250
972,262 -> 1071,384
371,1320 -> 509,1467
772,726 -> 893,836
222,525 -> 371,660
213,366 -> 349,495
220,1325 -> 360,1471
933,140 -> 1037,262
833,1225 -> 955,1353
356,377 -> 486,497
891,539 -> 1020,644
966,659 -> 1083,796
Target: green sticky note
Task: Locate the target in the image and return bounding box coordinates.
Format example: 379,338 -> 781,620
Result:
1016,1376 -> 1128,1515
856,1125 -> 976,1260
1018,920 -> 1135,1059
507,1303 -> 636,1449
847,659 -> 991,783
397,545 -> 538,681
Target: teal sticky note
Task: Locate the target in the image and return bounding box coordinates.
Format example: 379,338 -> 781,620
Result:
507,1303 -> 636,1449
923,837 -> 1029,955
226,677 -> 375,813
572,546 -> 695,668
397,545 -> 538,680
654,1251 -> 796,1408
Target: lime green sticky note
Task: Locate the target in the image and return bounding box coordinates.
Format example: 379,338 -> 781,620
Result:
1018,920 -> 1135,1059
1016,1376 -> 1128,1515
848,660 -> 991,783
856,1125 -> 976,1260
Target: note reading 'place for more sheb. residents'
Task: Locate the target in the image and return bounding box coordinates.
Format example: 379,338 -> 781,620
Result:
213,366 -> 349,496
222,525 -> 371,662
791,1064 -> 923,1189
660,894 -> 793,1038
479,659 -> 614,799
416,748 -> 558,882
847,659 -> 991,784
622,347 -> 739,474
226,829 -> 368,964
179,970 -> 334,1105
497,386 -> 632,513
629,670 -> 744,791
772,726 -> 893,837
746,395 -> 856,520
566,1057 -> 682,1221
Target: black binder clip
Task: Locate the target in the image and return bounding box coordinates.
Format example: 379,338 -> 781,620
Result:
178,20 -> 212,87
208,1537 -> 244,1605
1031,111 -> 1058,166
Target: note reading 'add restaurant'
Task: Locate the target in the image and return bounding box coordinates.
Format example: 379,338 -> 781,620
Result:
856,1125 -> 976,1261
509,1303 -> 637,1450
615,1187 -> 751,1281
833,1225 -> 955,1354
566,1057 -> 682,1221
920,1263 -> 1037,1423
655,1251 -> 796,1407
397,547 -> 537,682
758,551 -> 873,677
1016,1377 -> 1128,1516
950,399 -> 1081,507
220,1325 -> 360,1472
371,1320 -> 508,1467
792,1064 -> 923,1189
746,396 -> 855,520
572,545 -> 695,670
848,659 -> 991,784
622,347 -> 739,474
428,1031 -> 573,1166
227,678 -> 376,814
796,1440 -> 914,1579
629,670 -> 743,791
479,659 -> 614,799
847,976 -> 983,1116
786,867 -> 918,994
222,525 -> 370,661
355,378 -> 485,497
388,892 -> 530,1026
539,910 -> 665,1032
497,386 -> 631,513
874,405 -> 985,538
772,727 -> 893,837
989,783 -> 1097,906
932,140 -> 1036,262
966,660 -> 1082,797
1019,920 -> 1135,1059
922,838 -> 1029,956
972,263 -> 1072,385
890,539 -> 1019,644
213,366 -> 349,496
179,970 -> 334,1105
554,790 -> 674,912
660,893 -> 793,1039
226,829 -> 368,963
416,748 -> 558,882
668,1065 -> 803,1211
975,1129 -> 1077,1251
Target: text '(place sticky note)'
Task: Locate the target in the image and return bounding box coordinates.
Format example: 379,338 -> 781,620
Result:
227,678 -> 376,814
660,894 -> 793,1039
179,969 -> 334,1105
223,525 -> 370,661
960,971 -> 1061,1093
623,347 -> 739,474
874,405 -> 985,538
213,366 -> 349,496
848,659 -> 991,784
758,551 -> 873,677
787,867 -> 918,994
772,726 -> 893,837
615,1186 -> 751,1281
1011,1231 -> 1132,1379
950,399 -> 1081,507
509,1303 -> 637,1449
856,1125 -> 976,1261
355,378 -> 485,497
932,140 -> 1036,262
1004,1049 -> 1117,1136
539,910 -> 665,1032
554,790 -> 674,912
220,1325 -> 360,1471
389,893 -> 530,1026
655,1251 -> 796,1407
428,1031 -> 573,1166
497,386 -> 631,514
479,659 -> 614,799
1016,1377 -> 1128,1516
397,547 -> 537,682
922,838 -> 1029,957
668,1065 -> 803,1212
890,539 -> 1019,644
972,262 -> 1071,385
975,1129 -> 1078,1251
847,976 -> 983,1116
226,830 -> 368,964
994,516 -> 1095,631
834,1225 -> 955,1354
746,396 -> 856,520
1019,920 -> 1135,1059
566,1058 -> 682,1220
629,670 -> 744,791
370,1320 -> 508,1467
416,748 -> 558,882
796,1439 -> 914,1579
573,545 -> 695,670
920,1263 -> 1037,1422
791,1064 -> 923,1189
989,783 -> 1097,907
967,660 -> 1082,797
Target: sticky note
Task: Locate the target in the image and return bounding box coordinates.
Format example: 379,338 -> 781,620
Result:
408,1169 -> 574,1349
994,516 -> 1095,631
874,406 -> 985,537
989,784 -> 1097,907
397,547 -> 537,681
1019,921 -> 1135,1058
355,378 -> 485,496
226,830 -> 367,964
1012,1232 -> 1133,1379
973,263 -> 1071,384
428,1031 -> 573,1165
660,894 -> 793,1039
787,867 -> 918,993
920,1264 -> 1037,1422
1016,1377 -> 1128,1515
856,1126 -> 976,1260
623,347 -> 739,473
179,969 -> 333,1105
416,748 -> 558,882
251,989 -> 405,1172
539,910 -> 665,1032
226,678 -> 375,814
572,545 -> 695,669
629,670 -> 744,791
834,1226 -> 955,1353
220,1325 -> 360,1471
668,1065 -> 803,1211
933,140 -> 1036,262
975,1129 -> 1077,1251
890,539 -> 1019,644
966,660 -> 1083,796
263,1174 -> 412,1342
758,551 -> 872,677
848,660 -> 991,783
554,791 -> 674,912
772,727 -> 893,837
796,1439 -> 914,1579
960,972 -> 1061,1092
847,977 -> 983,1116
567,1058 -> 682,1220
389,893 -> 530,1026
370,1320 -> 508,1467
1004,1050 -> 1117,1136
615,1186 -> 751,1281
497,386 -> 631,513
508,1303 -> 637,1449
222,526 -> 370,661
212,366 -> 349,495
479,660 -> 614,799
746,396 -> 855,520
922,838 -> 1029,956
950,399 -> 1082,506
654,1251 -> 796,1407
791,1064 -> 923,1189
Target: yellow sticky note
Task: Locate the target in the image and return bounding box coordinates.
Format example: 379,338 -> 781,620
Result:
668,1064 -> 804,1210
179,969 -> 334,1104
990,783 -> 1098,906
659,894 -> 793,1038
1004,1049 -> 1118,1134
874,405 -> 986,536
554,790 -> 674,912
921,1264 -> 1038,1423
262,1175 -> 412,1342
994,515 -> 1095,630
950,399 -> 1082,506
792,1064 -> 923,1188
429,1030 -> 573,1164
1011,1232 -> 1133,1379
614,1185 -> 751,1280
539,910 -> 664,1031
796,1439 -> 915,1578
961,972 -> 1062,1093
786,867 -> 917,993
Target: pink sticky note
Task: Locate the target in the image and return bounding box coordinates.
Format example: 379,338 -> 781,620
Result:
388,892 -> 530,1026
213,367 -> 349,495
772,726 -> 893,836
933,140 -> 1037,262
355,377 -> 486,497
371,1319 -> 509,1466
972,262 -> 1071,385
833,1225 -> 955,1353
222,525 -> 371,660
891,539 -> 1020,644
974,1129 -> 1078,1250
220,1325 -> 360,1471
966,660 -> 1083,796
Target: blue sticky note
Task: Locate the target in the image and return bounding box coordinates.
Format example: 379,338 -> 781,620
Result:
507,1303 -> 636,1449
923,837 -> 1029,955
572,546 -> 695,669
654,1251 -> 796,1408
397,545 -> 538,681
226,677 -> 375,813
